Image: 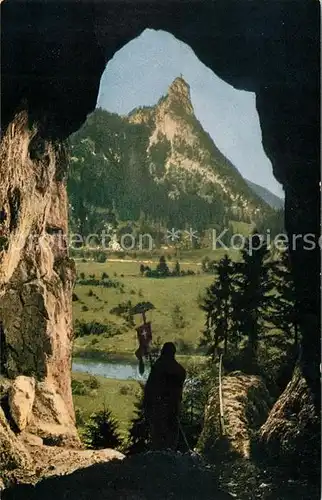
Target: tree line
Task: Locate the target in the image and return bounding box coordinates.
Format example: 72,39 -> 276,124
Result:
200,231 -> 298,386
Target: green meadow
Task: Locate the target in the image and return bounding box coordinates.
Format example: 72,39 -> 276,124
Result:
72,252 -> 238,358
72,372 -> 139,438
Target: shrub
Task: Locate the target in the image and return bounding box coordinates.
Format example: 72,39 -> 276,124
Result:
74,320 -> 107,337
71,379 -> 89,396
110,301 -> 134,327
82,407 -> 122,450
80,272 -> 85,280
101,272 -> 109,280
201,256 -> 210,273
82,305 -> 89,312
175,338 -> 193,354
75,408 -> 85,426
77,277 -> 121,289
88,289 -> 94,297
94,252 -> 107,263
87,375 -> 100,390
119,384 -> 131,396
172,304 -> 186,329
72,293 -> 79,302
145,269 -> 159,278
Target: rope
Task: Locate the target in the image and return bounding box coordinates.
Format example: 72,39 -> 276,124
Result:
218,353 -> 225,436
178,417 -> 192,453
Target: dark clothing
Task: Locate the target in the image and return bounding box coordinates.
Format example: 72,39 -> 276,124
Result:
144,355 -> 186,450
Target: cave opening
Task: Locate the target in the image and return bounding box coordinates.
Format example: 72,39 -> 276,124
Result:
0,1 -> 319,494
66,27 -> 308,470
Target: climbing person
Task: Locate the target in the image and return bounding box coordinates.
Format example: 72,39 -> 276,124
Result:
144,341 -> 186,450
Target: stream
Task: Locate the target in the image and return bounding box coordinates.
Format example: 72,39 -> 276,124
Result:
72,357 -> 149,381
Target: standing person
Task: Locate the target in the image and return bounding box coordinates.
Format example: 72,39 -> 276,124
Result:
144,342 -> 186,450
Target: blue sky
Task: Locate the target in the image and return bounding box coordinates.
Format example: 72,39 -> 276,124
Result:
97,29 -> 284,198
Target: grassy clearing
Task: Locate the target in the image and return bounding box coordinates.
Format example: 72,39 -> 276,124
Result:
72,247 -> 242,357
72,371 -> 139,438
73,260 -> 218,355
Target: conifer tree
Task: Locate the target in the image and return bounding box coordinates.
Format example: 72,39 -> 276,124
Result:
200,254 -> 238,357
233,231 -> 274,364
270,248 -> 298,348
127,384 -> 151,455
82,406 -> 122,450
156,255 -> 170,277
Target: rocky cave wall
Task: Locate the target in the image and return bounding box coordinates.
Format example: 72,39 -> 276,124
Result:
1,0 -> 320,455
0,112 -> 80,452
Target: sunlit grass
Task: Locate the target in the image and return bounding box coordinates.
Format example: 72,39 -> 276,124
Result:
73,259 -> 218,356
72,371 -> 139,438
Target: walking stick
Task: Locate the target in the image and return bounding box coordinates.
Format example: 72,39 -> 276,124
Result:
178,417 -> 192,453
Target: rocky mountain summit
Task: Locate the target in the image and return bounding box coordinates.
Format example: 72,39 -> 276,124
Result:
68,77 -> 272,236
128,76 -> 268,219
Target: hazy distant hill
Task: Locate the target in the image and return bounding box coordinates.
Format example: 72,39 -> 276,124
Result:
246,179 -> 284,210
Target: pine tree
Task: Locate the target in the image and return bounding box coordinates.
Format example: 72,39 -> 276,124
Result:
173,260 -> 181,276
82,406 -> 122,450
233,230 -> 274,365
270,249 -> 298,348
127,384 -> 151,455
200,254 -> 238,357
156,255 -> 170,277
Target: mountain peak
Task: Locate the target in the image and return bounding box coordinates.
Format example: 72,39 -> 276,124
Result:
168,76 -> 190,96
166,76 -> 193,114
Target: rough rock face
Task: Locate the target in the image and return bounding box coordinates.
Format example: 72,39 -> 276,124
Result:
258,366 -> 320,467
198,372 -> 271,460
2,443 -> 124,489
0,112 -> 79,452
27,380 -> 80,447
0,407 -> 32,473
8,376 -> 35,431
